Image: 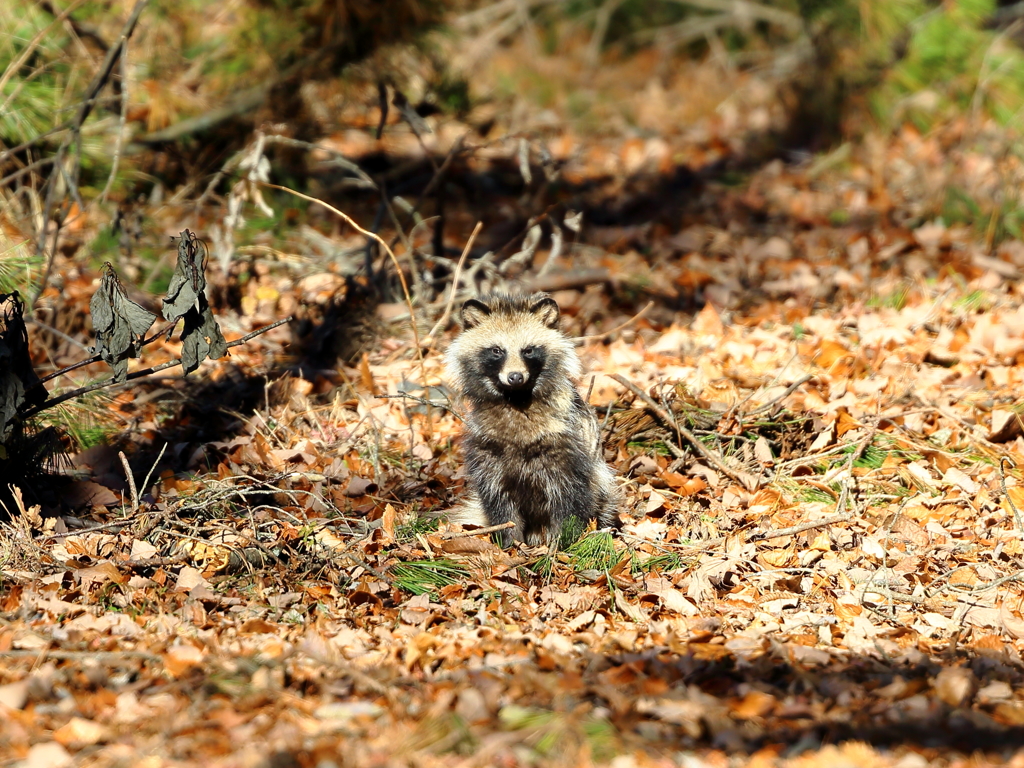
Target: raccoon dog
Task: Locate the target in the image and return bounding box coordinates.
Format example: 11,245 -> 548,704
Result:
444,292 -> 619,546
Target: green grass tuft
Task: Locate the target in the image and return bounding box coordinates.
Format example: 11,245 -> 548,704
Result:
843,435 -> 922,469
565,530 -> 619,572
390,558 -> 468,596
632,551 -> 685,574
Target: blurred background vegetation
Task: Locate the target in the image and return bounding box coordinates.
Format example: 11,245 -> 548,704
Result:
4,0 -> 1024,298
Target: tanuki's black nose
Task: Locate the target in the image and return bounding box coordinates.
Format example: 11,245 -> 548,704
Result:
507,372 -> 525,386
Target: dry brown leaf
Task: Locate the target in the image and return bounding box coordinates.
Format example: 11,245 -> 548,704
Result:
934,666 -> 976,708
165,643 -> 205,678
52,717 -> 110,748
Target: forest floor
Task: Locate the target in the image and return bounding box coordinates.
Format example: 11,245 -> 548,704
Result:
6,33 -> 1024,768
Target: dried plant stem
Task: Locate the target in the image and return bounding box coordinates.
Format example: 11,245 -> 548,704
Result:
748,374 -> 814,416
260,182 -> 430,396
576,301 -> 653,344
139,442 -> 168,500
38,518 -> 134,541
425,221 -> 482,345
37,321 -> 175,385
119,450 -> 139,513
30,0 -> 149,308
260,183 -> 419,347
99,42 -> 130,205
749,509 -> 853,542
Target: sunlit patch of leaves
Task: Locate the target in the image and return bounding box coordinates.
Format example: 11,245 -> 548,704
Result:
390,558 -> 469,596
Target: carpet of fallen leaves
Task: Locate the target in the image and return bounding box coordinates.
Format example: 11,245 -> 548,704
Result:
10,55 -> 1024,768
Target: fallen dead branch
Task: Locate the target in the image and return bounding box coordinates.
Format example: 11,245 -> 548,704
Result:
611,373 -> 760,490
749,509 -> 854,542
440,521 -> 515,540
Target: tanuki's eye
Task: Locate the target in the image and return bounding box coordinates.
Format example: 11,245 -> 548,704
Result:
490,347 -> 504,359
522,346 -> 536,358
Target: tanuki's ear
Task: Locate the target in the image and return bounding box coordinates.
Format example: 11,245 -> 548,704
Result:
460,298 -> 491,329
530,295 -> 560,328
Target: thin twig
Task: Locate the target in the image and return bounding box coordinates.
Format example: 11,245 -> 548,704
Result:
374,394 -> 462,420
38,518 -> 133,541
261,182 -> 427,379
140,442 -> 168,500
440,521 -> 515,540
36,320 -> 175,385
98,40 -> 130,205
30,0 -> 149,308
0,156 -> 57,188
748,374 -> 814,415
748,509 -> 854,542
122,555 -> 188,568
25,317 -> 89,351
753,422 -> 877,542
576,301 -> 653,344
119,450 -> 139,513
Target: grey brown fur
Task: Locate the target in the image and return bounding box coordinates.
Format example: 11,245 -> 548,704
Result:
444,292 -> 619,545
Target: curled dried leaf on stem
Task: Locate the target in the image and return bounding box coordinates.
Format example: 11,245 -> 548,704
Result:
90,263 -> 156,383
19,317 -> 291,419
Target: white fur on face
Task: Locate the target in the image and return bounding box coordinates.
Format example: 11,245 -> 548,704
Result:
444,313 -> 581,395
